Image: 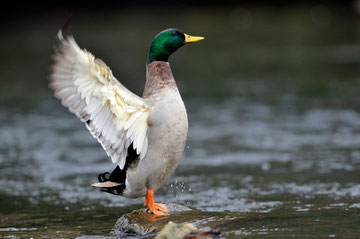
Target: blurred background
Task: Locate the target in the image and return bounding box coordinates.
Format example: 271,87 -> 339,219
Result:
1,1 -> 360,238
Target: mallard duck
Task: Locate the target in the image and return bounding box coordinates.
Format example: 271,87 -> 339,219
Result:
49,28 -> 204,215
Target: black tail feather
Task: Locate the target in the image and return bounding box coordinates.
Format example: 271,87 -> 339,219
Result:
95,143 -> 140,195
98,172 -> 110,182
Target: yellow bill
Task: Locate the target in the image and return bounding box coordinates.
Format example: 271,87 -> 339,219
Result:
184,33 -> 205,43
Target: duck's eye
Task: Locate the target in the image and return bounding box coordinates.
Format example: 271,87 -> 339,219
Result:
172,32 -> 177,36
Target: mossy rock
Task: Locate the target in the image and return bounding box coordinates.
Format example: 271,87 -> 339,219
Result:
110,203 -> 247,238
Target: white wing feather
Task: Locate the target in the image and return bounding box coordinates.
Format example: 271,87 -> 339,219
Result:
50,31 -> 150,169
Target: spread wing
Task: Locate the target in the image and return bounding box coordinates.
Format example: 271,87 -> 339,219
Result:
49,31 -> 150,169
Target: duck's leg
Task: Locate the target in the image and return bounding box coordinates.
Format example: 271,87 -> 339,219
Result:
144,188 -> 169,216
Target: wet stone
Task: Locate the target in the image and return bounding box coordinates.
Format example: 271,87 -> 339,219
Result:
155,221 -> 196,239
111,203 -> 193,237
110,203 -> 246,238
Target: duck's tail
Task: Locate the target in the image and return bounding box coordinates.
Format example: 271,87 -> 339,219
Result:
91,166 -> 125,195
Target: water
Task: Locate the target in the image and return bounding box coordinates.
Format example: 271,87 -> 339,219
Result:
1,5 -> 360,238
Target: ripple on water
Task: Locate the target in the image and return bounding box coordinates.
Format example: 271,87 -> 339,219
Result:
0,228 -> 37,232
0,99 -> 360,213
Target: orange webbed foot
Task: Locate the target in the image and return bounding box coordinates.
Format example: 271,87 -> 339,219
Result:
144,189 -> 169,216
154,203 -> 168,212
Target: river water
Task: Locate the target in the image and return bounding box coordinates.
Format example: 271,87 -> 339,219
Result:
1,6 -> 360,238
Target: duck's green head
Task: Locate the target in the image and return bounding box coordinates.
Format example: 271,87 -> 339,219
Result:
147,28 -> 204,64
